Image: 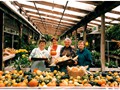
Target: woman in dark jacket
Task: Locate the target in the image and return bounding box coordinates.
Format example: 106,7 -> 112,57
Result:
60,38 -> 76,72
76,40 -> 92,70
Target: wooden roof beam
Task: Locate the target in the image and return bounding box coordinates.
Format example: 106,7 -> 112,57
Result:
16,3 -> 83,19
34,20 -> 70,29
28,14 -> 78,23
32,19 -> 73,27
61,1 -> 120,37
55,1 -> 68,35
33,1 -> 47,31
33,1 -> 90,14
80,1 -> 103,6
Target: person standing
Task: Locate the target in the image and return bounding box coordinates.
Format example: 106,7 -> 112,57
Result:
76,40 -> 92,70
29,39 -> 50,72
48,36 -> 63,71
60,38 -> 76,72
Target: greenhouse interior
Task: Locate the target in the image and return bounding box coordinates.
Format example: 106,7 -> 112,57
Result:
0,0 -> 120,89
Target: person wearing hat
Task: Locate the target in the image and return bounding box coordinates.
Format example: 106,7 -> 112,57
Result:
59,38 -> 76,72
48,36 -> 63,71
29,39 -> 50,72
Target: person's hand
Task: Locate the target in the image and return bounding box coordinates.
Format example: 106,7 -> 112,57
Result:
74,61 -> 77,65
29,58 -> 32,61
42,56 -> 46,58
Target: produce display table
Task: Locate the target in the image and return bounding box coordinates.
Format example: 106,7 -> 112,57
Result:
0,87 -> 120,90
3,54 -> 15,62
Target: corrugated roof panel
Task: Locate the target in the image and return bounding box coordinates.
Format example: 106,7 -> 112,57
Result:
67,1 -> 96,11
96,17 -> 112,22
17,1 -> 34,6
90,21 -> 101,25
113,5 -> 120,11
36,3 -> 64,13
105,12 -> 120,19
65,10 -> 87,16
23,7 -> 37,12
111,20 -> 120,24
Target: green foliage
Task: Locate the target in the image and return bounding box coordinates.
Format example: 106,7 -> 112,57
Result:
13,53 -> 31,71
106,25 -> 120,40
91,51 -> 101,67
106,24 -> 120,55
110,49 -> 120,56
105,60 -> 118,68
43,34 -> 52,41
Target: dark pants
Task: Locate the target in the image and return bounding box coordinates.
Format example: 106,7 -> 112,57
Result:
50,66 -> 58,72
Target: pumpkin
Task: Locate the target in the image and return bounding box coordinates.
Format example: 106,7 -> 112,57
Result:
28,79 -> 38,87
83,83 -> 92,87
50,50 -> 57,56
68,83 -> 75,86
47,81 -> 56,86
33,68 -> 39,73
16,82 -> 27,87
0,83 -> 5,87
0,71 -> 3,76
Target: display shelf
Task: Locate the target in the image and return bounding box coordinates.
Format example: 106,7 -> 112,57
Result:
3,54 -> 15,62
0,87 -> 120,90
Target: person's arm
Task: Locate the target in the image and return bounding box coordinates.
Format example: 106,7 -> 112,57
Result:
87,50 -> 92,62
29,48 -> 36,61
60,47 -> 64,57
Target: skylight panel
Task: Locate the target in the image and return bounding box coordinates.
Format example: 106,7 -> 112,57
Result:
17,1 -> 34,6
67,1 -> 96,11
96,17 -> 112,22
90,21 -> 101,25
111,20 -> 120,24
65,10 -> 86,16
23,7 -> 37,12
36,4 -> 64,13
112,5 -> 120,12
105,12 -> 120,19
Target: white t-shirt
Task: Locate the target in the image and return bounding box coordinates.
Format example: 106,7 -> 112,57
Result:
29,48 -> 50,59
48,45 -> 63,63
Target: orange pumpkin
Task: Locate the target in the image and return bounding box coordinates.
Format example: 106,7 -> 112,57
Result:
47,81 -> 56,86
33,68 -> 39,73
101,83 -> 106,87
59,82 -> 68,86
97,79 -> 106,85
68,84 -> 75,86
0,71 -> 3,76
0,83 -> 5,87
28,79 -> 38,87
50,50 -> 57,56
84,83 -> 92,87
16,82 -> 27,87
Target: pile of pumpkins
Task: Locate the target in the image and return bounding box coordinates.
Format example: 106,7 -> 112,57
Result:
0,69 -> 120,87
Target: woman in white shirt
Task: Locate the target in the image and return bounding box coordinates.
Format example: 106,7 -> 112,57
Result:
48,37 -> 63,71
29,39 -> 50,72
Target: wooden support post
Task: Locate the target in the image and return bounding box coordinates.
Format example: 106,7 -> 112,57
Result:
28,30 -> 30,44
101,14 -> 105,71
19,24 -> 23,48
83,24 -> 87,43
75,29 -> 77,49
12,35 -> 14,48
0,11 -> 4,70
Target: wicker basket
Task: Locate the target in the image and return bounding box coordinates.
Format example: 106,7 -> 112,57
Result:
67,66 -> 88,78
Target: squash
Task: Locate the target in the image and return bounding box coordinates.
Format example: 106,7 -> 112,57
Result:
47,81 -> 56,86
0,83 -> 5,87
84,83 -> 92,87
16,82 -> 27,87
50,50 -> 57,56
0,71 -> 3,76
28,79 -> 38,87
33,68 -> 39,73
